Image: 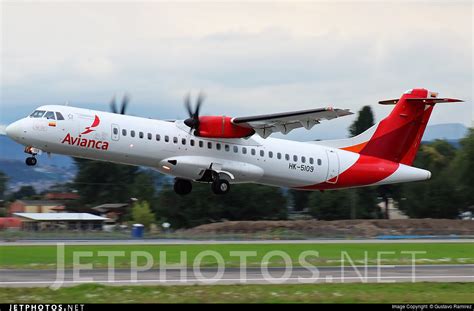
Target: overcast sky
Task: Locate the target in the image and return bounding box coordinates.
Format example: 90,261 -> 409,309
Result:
1,1 -> 472,139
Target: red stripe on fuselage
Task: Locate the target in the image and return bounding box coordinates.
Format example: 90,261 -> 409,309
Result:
298,154 -> 399,190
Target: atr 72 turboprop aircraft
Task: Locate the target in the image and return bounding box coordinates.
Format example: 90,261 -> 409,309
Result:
5,88 -> 462,195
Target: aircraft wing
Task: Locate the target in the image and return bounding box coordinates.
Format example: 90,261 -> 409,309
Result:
232,107 -> 353,138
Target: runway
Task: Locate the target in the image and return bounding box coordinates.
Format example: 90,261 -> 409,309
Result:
1,265 -> 473,287
1,239 -> 474,246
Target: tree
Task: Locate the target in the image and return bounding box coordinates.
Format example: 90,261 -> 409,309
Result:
347,105 -> 380,218
9,185 -> 36,201
0,171 -> 7,200
307,190 -> 352,220
130,172 -> 156,204
288,189 -> 310,212
398,140 -> 460,218
131,201 -> 156,230
449,128 -> 474,208
155,183 -> 287,229
44,182 -> 76,194
73,158 -> 142,205
349,106 -> 375,137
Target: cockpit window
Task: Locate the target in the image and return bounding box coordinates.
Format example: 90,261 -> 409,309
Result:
30,110 -> 46,118
403,89 -> 413,95
56,112 -> 65,120
44,111 -> 56,120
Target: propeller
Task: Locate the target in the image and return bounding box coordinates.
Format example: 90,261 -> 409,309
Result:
184,92 -> 205,134
110,94 -> 130,115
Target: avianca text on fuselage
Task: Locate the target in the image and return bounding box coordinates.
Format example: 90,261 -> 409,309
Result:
61,133 -> 109,150
61,114 -> 109,151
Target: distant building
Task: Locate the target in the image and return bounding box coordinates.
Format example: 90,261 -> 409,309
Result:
13,213 -> 109,231
92,203 -> 129,223
44,192 -> 80,201
0,217 -> 22,230
8,200 -> 65,216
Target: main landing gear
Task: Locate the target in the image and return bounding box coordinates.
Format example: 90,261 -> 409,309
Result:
174,178 -> 192,195
211,179 -> 230,195
173,174 -> 231,196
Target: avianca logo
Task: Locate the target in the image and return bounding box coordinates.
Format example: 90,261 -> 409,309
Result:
81,115 -> 100,135
61,115 -> 109,151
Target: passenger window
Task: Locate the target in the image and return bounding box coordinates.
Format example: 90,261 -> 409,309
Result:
30,110 -> 46,118
190,139 -> 195,146
251,149 -> 256,156
207,142 -> 212,149
216,143 -> 221,150
317,159 -> 322,165
302,156 -> 306,163
233,146 -> 239,153
44,111 -> 56,120
199,141 -> 203,148
277,153 -> 282,159
156,134 -> 160,141
139,132 -> 144,139
131,130 -> 136,138
113,128 -> 118,135
225,144 -> 230,152
309,158 -> 314,164
165,135 -> 169,142
122,129 -> 127,136
242,147 -> 247,154
260,150 -> 264,157
147,133 -> 152,140
182,138 -> 186,145
293,155 -> 298,162
285,154 -> 290,161
56,112 -> 65,120
173,137 -> 178,144
269,151 -> 273,158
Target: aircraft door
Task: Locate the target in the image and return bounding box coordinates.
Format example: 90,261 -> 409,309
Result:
325,149 -> 340,184
111,124 -> 120,141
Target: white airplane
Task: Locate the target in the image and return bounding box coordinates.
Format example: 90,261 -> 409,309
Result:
5,88 -> 462,195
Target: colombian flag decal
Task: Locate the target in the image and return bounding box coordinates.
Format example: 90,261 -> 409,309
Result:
48,121 -> 56,127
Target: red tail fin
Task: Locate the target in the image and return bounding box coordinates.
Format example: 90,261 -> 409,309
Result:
342,88 -> 462,165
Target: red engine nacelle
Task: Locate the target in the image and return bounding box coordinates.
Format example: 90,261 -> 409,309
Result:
196,116 -> 255,138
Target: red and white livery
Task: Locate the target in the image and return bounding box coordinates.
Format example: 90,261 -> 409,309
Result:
5,88 -> 462,195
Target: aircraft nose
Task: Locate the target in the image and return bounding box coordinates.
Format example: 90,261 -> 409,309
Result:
5,120 -> 23,139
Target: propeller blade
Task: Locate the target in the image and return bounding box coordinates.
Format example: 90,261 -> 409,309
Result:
183,91 -> 205,135
120,94 -> 130,115
195,92 -> 205,117
185,93 -> 193,117
110,96 -> 117,114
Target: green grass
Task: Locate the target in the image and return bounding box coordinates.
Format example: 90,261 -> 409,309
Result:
0,243 -> 473,269
0,283 -> 473,303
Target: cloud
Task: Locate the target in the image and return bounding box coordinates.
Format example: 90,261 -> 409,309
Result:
1,1 -> 472,129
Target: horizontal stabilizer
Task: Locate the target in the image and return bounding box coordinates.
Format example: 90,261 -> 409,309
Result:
379,98 -> 463,105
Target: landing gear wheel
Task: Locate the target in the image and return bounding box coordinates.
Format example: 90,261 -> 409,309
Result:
173,179 -> 192,195
25,157 -> 37,166
212,179 -> 230,195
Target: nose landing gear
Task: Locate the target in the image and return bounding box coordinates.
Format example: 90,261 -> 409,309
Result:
25,157 -> 37,166
24,146 -> 39,166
